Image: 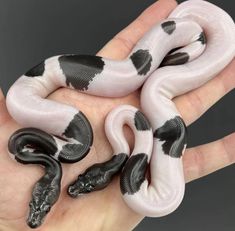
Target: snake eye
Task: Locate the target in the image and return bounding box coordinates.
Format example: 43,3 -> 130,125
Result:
87,184 -> 94,192
29,202 -> 34,209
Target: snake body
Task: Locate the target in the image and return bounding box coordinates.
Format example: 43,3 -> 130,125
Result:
68,0 -> 235,217
6,0 -> 235,228
125,0 -> 235,216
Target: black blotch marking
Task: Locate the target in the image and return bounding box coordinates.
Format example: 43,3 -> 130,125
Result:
160,52 -> 190,67
161,21 -> 176,35
134,110 -> 151,131
59,55 -> 105,91
68,153 -> 128,197
153,116 -> 187,158
120,153 -> 148,195
25,61 -> 45,77
59,112 -> 93,163
198,32 -> 207,44
8,127 -> 58,155
130,49 -> 152,75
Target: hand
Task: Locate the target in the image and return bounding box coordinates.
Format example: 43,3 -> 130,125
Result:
0,0 -> 235,230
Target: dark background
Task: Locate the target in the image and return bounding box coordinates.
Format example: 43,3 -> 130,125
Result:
0,0 -> 235,230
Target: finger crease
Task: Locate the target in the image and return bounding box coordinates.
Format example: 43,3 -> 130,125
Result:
192,146 -> 205,179
186,91 -> 204,120
221,136 -> 235,164
112,35 -> 135,53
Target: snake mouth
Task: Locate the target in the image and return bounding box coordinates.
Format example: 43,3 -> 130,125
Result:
27,220 -> 41,229
27,212 -> 44,229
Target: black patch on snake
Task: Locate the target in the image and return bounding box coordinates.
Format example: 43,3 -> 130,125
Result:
120,153 -> 148,195
130,49 -> 152,75
59,112 -> 93,163
59,55 -> 105,91
153,116 -> 187,158
8,128 -> 58,155
68,153 -> 128,197
161,21 -> 176,35
25,61 -> 45,77
160,52 -> 190,67
134,110 -> 151,131
198,32 -> 207,44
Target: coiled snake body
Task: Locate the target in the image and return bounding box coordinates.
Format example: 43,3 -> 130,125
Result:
6,0 -> 235,228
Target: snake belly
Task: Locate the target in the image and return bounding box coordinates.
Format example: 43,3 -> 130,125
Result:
67,0 -> 235,218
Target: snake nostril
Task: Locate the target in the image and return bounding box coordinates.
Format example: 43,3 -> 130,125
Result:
67,185 -> 80,198
27,219 -> 40,229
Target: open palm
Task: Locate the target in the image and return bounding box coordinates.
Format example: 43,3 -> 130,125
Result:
0,0 -> 235,230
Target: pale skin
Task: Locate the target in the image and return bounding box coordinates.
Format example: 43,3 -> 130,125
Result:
0,0 -> 235,230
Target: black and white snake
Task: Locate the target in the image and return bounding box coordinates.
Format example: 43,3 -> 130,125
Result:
5,0 -> 235,228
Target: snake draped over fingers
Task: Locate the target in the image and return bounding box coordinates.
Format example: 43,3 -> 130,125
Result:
6,0 -> 235,228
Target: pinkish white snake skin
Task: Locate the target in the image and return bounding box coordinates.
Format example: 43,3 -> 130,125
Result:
5,0 -> 235,228
116,0 -> 235,216
70,0 -> 235,217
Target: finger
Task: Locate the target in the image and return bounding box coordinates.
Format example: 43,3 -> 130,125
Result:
184,132 -> 235,183
97,0 -> 177,59
0,88 -> 11,125
174,58 -> 235,126
0,88 -> 4,100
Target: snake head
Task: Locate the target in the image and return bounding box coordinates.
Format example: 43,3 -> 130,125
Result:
67,154 -> 128,198
67,174 -> 95,197
67,163 -> 112,198
27,181 -> 60,228
27,200 -> 51,228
